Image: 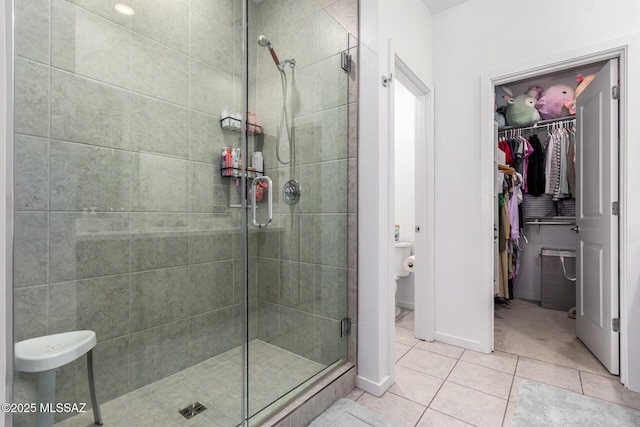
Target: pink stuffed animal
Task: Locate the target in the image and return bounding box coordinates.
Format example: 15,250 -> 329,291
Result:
535,84 -> 575,120
562,74 -> 596,115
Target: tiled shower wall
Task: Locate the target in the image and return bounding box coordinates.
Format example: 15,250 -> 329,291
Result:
13,0 -> 255,417
250,0 -> 358,366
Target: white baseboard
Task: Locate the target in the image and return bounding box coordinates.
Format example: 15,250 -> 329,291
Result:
434,331 -> 487,353
356,374 -> 394,397
397,301 -> 415,310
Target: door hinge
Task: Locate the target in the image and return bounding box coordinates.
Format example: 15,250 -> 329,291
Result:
613,318 -> 620,333
341,317 -> 351,337
612,85 -> 620,100
341,51 -> 352,73
612,201 -> 619,216
382,73 -> 393,87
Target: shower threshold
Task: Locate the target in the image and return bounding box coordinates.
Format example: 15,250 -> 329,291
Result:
54,340 -> 324,427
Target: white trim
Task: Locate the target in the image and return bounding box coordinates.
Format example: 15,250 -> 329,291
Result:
355,373 -> 394,397
480,35 -> 640,389
397,301 -> 415,311
434,332 -> 485,352
385,38 -> 396,391
391,56 -> 435,343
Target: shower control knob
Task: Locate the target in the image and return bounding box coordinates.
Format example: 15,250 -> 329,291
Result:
283,180 -> 302,205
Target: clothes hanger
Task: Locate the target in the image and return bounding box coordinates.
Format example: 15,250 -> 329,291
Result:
498,164 -> 516,175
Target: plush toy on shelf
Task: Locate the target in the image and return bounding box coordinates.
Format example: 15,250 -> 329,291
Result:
494,86 -> 513,129
496,86 -> 514,112
525,84 -> 543,99
506,94 -> 541,127
562,74 -> 596,115
534,84 -> 575,120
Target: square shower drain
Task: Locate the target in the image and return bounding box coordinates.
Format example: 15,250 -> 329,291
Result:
179,402 -> 207,419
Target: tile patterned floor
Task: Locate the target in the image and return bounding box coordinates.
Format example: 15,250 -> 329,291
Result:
54,340 -> 323,427
351,310 -> 640,427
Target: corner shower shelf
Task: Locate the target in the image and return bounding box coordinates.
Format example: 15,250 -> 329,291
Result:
220,117 -> 263,135
220,166 -> 263,178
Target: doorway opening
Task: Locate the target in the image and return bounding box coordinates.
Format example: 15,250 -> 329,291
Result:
388,54 -> 435,354
490,57 -> 622,379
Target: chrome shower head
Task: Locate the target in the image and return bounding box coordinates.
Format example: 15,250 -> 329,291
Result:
258,35 -> 281,68
257,35 -> 271,48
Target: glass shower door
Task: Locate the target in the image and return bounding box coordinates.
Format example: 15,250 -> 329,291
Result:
245,0 -> 351,422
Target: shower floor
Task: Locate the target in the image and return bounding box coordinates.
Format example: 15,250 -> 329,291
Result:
55,340 -> 324,427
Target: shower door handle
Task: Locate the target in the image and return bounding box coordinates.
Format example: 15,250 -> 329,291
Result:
252,176 -> 273,228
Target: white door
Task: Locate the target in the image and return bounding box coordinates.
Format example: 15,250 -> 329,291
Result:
575,58 -> 619,375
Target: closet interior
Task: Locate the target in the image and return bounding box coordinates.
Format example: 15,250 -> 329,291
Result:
492,59 -> 618,375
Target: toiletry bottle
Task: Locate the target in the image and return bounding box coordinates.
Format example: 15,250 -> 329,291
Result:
222,147 -> 228,176
395,224 -> 400,242
252,151 -> 263,176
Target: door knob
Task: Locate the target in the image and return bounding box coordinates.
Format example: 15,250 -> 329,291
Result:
570,225 -> 581,233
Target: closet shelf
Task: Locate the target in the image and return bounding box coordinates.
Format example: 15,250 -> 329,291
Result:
220,166 -> 263,178
499,115 -> 575,134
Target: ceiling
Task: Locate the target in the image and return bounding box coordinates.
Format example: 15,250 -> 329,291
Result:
422,0 -> 470,15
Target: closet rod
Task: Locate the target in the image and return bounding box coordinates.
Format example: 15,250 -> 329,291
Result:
499,115 -> 576,135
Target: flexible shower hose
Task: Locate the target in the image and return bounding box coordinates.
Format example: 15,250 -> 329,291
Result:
276,68 -> 294,165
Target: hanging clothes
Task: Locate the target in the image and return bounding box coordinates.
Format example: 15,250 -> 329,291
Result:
498,139 -> 513,165
567,130 -> 577,197
522,139 -> 534,193
526,134 -> 546,196
498,192 -> 510,298
544,133 -> 555,194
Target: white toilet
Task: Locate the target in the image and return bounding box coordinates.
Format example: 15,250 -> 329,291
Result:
394,241 -> 413,318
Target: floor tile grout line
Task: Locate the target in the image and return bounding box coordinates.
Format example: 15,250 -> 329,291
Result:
579,370 -> 585,394
444,377 -> 512,402
393,362 -> 451,383
510,353 -> 609,378
363,383 -> 428,426
426,407 -> 481,427
502,356 -> 519,426
455,357 -> 518,377
412,406 -> 427,427
443,359 -> 514,403
401,342 -> 460,362
429,380 -> 510,427
385,388 -> 431,410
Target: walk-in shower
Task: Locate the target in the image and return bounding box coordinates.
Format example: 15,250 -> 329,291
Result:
10,0 -> 354,425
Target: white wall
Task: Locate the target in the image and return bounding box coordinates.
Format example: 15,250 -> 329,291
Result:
358,0 -> 432,395
380,0 -> 433,88
432,0 -> 640,390
394,80 -> 415,308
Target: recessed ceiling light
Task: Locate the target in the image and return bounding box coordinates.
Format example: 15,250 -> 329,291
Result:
114,3 -> 135,16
